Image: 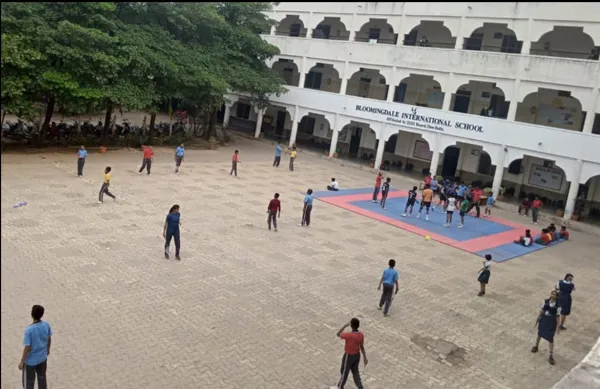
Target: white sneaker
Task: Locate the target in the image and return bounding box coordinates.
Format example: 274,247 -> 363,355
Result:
425,215 -> 430,221
138,172 -> 141,175
416,214 -> 420,219
297,224 -> 303,227
97,201 -> 103,204
372,200 -> 377,203
401,213 -> 407,217
458,224 -> 463,228
444,223 -> 449,227
383,207 -> 387,210
377,305 -> 382,310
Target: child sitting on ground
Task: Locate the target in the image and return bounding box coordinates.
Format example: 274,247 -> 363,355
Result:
559,226 -> 570,240
535,228 -> 553,245
514,229 -> 533,246
548,224 -> 559,241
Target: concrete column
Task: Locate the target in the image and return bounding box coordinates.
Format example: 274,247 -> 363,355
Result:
374,136 -> 386,171
387,67 -> 396,102
442,91 -> 452,111
329,113 -> 340,157
492,146 -> 506,199
454,16 -> 465,49
254,108 -> 265,138
507,79 -> 521,121
521,18 -> 533,55
306,12 -> 313,38
270,25 -> 276,35
349,12 -> 356,41
223,105 -> 232,128
289,106 -> 300,147
582,88 -> 599,133
299,57 -> 307,88
429,134 -> 440,175
563,160 -> 583,220
340,61 -> 349,95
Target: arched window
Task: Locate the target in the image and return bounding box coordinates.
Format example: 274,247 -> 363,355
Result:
477,152 -> 493,175
508,159 -> 522,175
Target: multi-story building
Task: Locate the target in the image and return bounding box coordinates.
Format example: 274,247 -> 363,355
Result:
224,2 -> 600,221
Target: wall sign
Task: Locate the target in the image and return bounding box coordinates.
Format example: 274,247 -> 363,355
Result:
413,139 -> 433,161
353,105 -> 485,134
528,164 -> 564,192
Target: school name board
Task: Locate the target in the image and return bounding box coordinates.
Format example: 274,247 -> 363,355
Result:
353,105 -> 484,134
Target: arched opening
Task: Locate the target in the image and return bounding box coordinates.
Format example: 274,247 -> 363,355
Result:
393,74 -> 445,109
463,23 -> 522,53
275,15 -> 307,37
476,151 -> 495,176
403,21 -> 456,49
355,19 -> 398,45
271,59 -> 300,87
451,81 -> 510,118
580,175 -> 600,223
516,88 -> 584,131
440,145 -> 461,178
262,105 -> 292,141
304,63 -> 342,93
531,26 -> 597,60
313,17 -> 349,41
333,121 -> 377,165
230,100 -> 257,134
346,68 -> 388,101
294,113 -> 332,152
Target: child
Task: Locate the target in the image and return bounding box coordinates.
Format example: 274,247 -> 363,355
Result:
559,226 -> 570,240
402,186 -> 418,217
380,177 -> 391,209
267,193 -> 281,232
273,142 -> 282,167
514,229 -> 533,246
548,224 -> 558,241
458,198 -> 469,228
531,196 -> 543,224
98,166 -> 116,204
300,189 -> 313,227
535,228 -> 553,245
484,194 -> 495,217
416,184 -> 433,221
377,259 -> 399,317
444,195 -> 456,227
518,198 -> 531,216
477,254 -> 493,296
76,145 -> 87,177
174,143 -> 184,174
289,146 -> 297,171
327,177 -> 339,191
372,172 -> 383,202
230,150 -> 240,176
163,204 -> 182,260
138,145 -> 153,175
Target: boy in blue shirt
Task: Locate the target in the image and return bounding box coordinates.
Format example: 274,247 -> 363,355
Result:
377,259 -> 399,317
273,142 -> 282,167
20,304 -> 52,389
76,145 -> 88,177
485,194 -> 495,217
174,143 -> 185,174
300,188 -> 314,227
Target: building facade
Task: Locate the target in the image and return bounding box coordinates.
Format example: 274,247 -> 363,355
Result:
225,2 -> 600,221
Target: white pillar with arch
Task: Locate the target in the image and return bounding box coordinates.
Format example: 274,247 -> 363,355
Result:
563,159 -> 583,220
223,105 -> 232,128
329,113 -> 340,157
289,106 -> 300,148
254,106 -> 266,138
507,79 -> 520,122
582,88 -> 599,134
299,57 -> 307,89
340,61 -> 349,95
429,134 -> 441,176
374,133 -> 386,171
492,146 -> 507,199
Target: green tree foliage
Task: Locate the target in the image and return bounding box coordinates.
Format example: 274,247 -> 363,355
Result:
1,2 -> 285,143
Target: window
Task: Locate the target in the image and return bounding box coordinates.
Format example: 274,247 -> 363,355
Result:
477,152 -> 493,175
236,103 -> 251,120
289,23 -> 302,37
368,28 -> 381,41
507,159 -> 522,175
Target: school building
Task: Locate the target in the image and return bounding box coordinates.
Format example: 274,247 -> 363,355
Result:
223,2 -> 600,222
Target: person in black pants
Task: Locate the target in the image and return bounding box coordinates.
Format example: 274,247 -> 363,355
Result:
76,145 -> 88,177
163,204 -> 182,260
19,305 -> 52,389
377,259 -> 399,316
332,318 -> 367,389
380,177 -> 391,209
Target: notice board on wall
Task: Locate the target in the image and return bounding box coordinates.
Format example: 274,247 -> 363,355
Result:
413,139 -> 433,161
528,164 -> 564,191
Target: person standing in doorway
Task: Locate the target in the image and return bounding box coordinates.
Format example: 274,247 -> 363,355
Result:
138,145 -> 153,175
377,259 -> 399,317
289,145 -> 297,171
532,196 -> 543,224
163,204 -> 181,260
267,193 -> 281,232
19,304 -> 52,389
174,143 -> 184,174
531,290 -> 561,365
372,171 -> 383,202
402,186 -> 419,217
416,184 -> 434,221
98,166 -> 116,204
230,150 -> 240,176
380,177 -> 391,209
330,318 -> 367,389
273,142 -> 282,167
300,189 -> 313,227
556,273 -> 575,331
477,254 -> 492,296
458,197 -> 469,228
76,145 -> 88,177
444,195 -> 456,227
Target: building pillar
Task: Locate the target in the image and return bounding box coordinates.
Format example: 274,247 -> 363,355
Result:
289,106 -> 300,147
454,16 -> 465,49
270,25 -> 276,35
387,67 -> 396,102
340,61 -> 349,95
507,79 -> 521,121
442,91 -> 452,111
429,134 -> 440,175
564,160 -> 583,220
374,136 -> 386,171
492,146 -> 506,199
254,108 -> 265,138
329,113 -> 340,157
582,88 -> 599,133
223,104 -> 232,128
521,18 -> 533,55
299,57 -> 307,88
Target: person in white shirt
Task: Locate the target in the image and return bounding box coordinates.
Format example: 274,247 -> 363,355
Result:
513,229 -> 533,246
444,196 -> 456,227
327,177 -> 339,191
477,254 -> 493,296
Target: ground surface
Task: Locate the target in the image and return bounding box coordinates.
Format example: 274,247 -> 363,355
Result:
1,138 -> 599,389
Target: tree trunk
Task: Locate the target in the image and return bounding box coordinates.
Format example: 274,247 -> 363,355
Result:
148,112 -> 157,145
101,105 -> 113,144
1,110 -> 6,127
38,96 -> 56,144
204,107 -> 216,140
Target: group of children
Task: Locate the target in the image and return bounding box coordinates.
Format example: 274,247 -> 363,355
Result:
513,223 -> 570,247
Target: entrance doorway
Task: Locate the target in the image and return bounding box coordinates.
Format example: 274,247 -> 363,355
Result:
349,127 -> 362,158
442,146 -> 460,177
275,111 -> 286,136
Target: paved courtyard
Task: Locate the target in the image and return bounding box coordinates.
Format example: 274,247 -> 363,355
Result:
1,138 -> 599,389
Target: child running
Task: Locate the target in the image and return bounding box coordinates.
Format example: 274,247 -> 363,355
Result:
380,177 -> 391,209
267,193 -> 281,232
174,143 -> 184,174
401,186 -> 418,217
444,195 -> 456,227
458,198 -> 469,228
300,189 -> 313,227
416,184 -> 434,221
484,194 -> 495,217
98,166 -> 116,204
230,150 -> 240,176
138,145 -> 153,175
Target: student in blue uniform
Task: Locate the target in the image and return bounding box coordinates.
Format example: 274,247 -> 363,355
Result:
163,204 -> 182,260
477,254 -> 492,296
174,143 -> 185,174
377,259 -> 399,317
401,186 -> 418,217
300,189 -> 313,227
556,273 -> 575,330
531,290 -> 561,365
380,178 -> 391,209
76,145 -> 88,177
273,142 -> 282,167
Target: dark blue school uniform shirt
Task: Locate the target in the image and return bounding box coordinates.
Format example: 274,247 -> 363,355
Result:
166,212 -> 180,233
381,182 -> 390,196
407,189 -> 417,202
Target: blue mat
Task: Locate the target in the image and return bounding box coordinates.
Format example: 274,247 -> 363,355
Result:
311,187 -> 400,199
476,238 -> 568,263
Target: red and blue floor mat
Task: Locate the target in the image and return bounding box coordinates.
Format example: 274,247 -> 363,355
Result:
313,188 -> 567,262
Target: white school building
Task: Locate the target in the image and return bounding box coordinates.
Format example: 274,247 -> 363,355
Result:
224,2 -> 600,222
